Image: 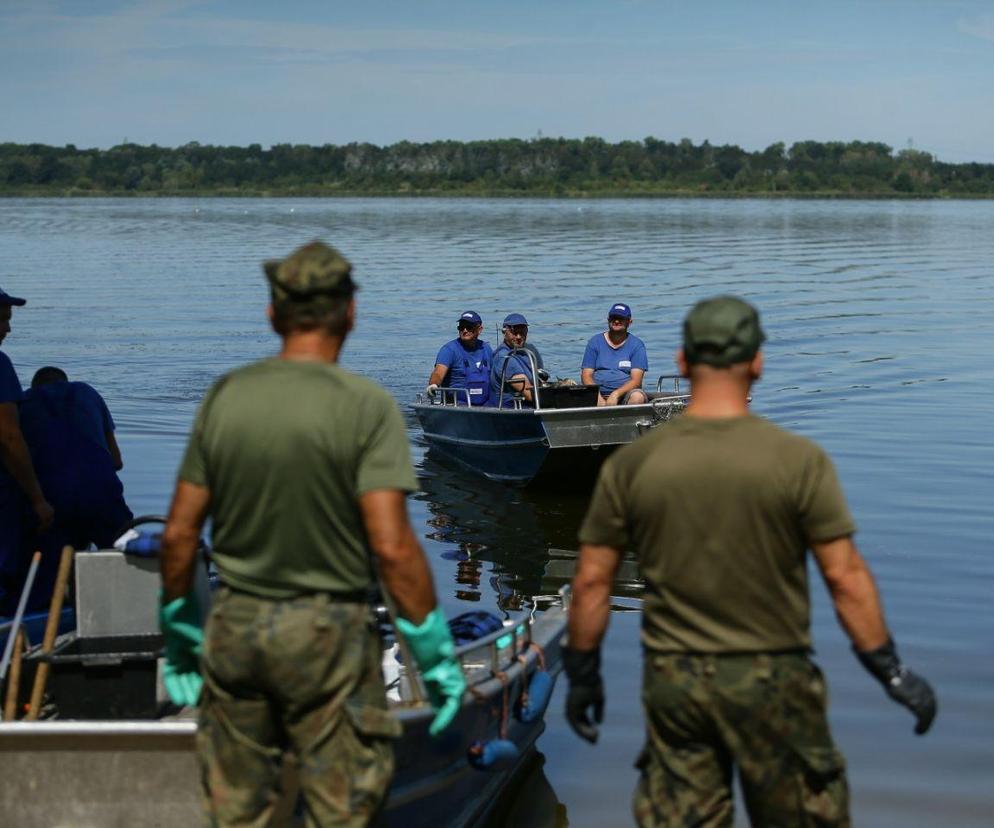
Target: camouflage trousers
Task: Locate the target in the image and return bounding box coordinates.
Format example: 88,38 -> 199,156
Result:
633,652 -> 849,828
198,587 -> 401,828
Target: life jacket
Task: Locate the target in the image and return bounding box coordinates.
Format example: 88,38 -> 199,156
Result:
459,343 -> 492,406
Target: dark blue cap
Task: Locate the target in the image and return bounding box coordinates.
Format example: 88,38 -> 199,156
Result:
502,313 -> 528,327
608,302 -> 632,319
0,287 -> 26,307
458,310 -> 482,325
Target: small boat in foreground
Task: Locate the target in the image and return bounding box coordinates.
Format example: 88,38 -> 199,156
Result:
0,546 -> 568,828
414,363 -> 690,488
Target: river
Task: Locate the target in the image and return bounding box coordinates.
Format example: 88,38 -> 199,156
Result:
1,197 -> 991,826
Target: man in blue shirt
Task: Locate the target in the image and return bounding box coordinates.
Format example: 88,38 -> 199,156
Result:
581,302 -> 649,406
20,366 -> 132,610
490,313 -> 544,408
427,311 -> 493,406
0,286 -> 54,615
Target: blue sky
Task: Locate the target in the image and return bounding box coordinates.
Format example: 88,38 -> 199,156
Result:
2,0 -> 993,161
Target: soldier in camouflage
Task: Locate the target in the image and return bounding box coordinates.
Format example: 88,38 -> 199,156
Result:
564,296 -> 937,827
160,241 -> 464,827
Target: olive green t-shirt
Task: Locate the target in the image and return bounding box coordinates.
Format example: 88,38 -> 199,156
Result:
579,414 -> 855,653
178,359 -> 417,598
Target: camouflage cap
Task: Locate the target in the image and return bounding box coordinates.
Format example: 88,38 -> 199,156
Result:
263,241 -> 355,305
683,295 -> 766,367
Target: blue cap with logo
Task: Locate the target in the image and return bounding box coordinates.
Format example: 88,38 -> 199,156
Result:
458,310 -> 482,326
608,303 -> 632,319
0,287 -> 26,307
502,313 -> 528,328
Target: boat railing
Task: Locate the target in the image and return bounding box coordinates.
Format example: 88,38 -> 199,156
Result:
391,585 -> 569,704
655,374 -> 684,395
418,386 -> 472,407
497,347 -> 543,410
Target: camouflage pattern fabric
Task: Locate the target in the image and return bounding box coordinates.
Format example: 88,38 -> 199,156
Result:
633,652 -> 849,828
197,587 -> 401,828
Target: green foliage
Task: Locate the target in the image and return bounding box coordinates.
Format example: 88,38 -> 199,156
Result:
0,138 -> 992,197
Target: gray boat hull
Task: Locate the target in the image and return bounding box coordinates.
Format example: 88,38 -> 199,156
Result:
414,394 -> 688,487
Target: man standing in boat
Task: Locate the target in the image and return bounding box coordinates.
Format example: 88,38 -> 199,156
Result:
160,242 -> 465,826
0,286 -> 54,616
426,310 -> 493,406
581,303 -> 648,406
490,312 -> 544,407
564,296 -> 936,826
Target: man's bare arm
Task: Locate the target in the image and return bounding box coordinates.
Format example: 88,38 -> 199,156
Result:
812,535 -> 889,651
568,543 -> 622,650
161,481 -> 211,601
580,367 -> 596,387
361,489 -> 436,624
428,364 -> 448,387
0,401 -> 53,532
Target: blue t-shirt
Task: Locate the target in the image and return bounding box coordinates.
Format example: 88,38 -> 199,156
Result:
581,333 -> 649,393
490,343 -> 537,408
434,338 -> 493,406
0,351 -> 24,489
0,351 -> 23,406
19,381 -> 115,462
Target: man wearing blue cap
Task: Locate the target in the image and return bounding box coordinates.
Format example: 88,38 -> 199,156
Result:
490,313 -> 545,408
426,311 -> 493,406
581,303 -> 648,406
0,287 -> 54,615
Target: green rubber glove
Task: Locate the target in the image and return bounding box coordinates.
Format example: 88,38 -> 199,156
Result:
158,591 -> 204,707
395,607 -> 466,737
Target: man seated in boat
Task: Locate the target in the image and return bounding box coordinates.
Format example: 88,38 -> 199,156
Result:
490,312 -> 545,408
18,366 -> 133,610
426,310 -> 493,406
580,302 -> 649,406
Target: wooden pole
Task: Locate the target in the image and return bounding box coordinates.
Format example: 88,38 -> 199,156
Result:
25,545 -> 74,721
3,627 -> 25,721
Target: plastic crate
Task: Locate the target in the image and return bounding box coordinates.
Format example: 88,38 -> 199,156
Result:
30,633 -> 163,719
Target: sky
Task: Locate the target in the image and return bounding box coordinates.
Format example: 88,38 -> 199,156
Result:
2,0 -> 994,162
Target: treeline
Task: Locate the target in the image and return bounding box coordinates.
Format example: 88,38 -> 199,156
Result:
2,138 -> 994,197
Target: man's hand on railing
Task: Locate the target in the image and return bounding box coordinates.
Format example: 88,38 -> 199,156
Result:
425,383 -> 439,398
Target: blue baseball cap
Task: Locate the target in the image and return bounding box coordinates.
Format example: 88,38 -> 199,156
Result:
0,287 -> 26,307
458,310 -> 482,326
502,313 -> 528,327
608,303 -> 632,319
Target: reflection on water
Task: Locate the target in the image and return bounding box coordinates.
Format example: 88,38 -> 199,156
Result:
416,453 -> 643,613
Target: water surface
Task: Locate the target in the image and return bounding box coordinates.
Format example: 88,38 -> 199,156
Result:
1,197 -> 991,826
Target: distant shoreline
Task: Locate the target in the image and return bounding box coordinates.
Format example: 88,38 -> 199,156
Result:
4,138 -> 994,198
3,188 -> 993,200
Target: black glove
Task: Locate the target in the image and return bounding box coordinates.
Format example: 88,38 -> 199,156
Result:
856,638 -> 937,735
563,646 -> 604,744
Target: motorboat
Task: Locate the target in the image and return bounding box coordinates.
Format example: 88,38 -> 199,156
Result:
413,351 -> 690,487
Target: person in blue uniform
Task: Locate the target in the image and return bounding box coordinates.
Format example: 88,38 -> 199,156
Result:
19,366 -> 132,610
0,286 -> 54,616
490,313 -> 543,408
581,302 -> 649,406
427,310 -> 493,406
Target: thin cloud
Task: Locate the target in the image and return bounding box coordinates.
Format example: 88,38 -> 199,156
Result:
957,15 -> 994,42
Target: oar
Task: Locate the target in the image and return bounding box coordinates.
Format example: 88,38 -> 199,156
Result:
25,545 -> 74,721
0,550 -> 41,687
